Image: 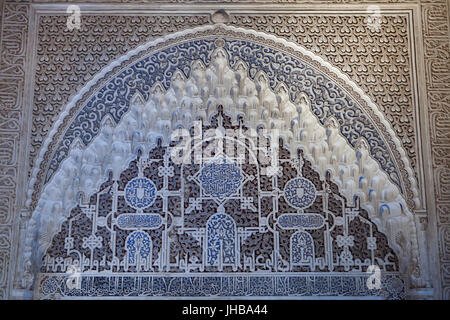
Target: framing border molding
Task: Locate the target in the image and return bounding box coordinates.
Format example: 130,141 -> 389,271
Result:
0,0 -> 446,299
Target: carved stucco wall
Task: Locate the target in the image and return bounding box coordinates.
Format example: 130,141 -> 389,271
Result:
26,24 -> 420,298
0,0 -> 448,299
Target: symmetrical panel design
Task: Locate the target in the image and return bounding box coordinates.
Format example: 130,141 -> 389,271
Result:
36,108 -> 404,299
26,34 -> 422,289
0,0 -> 447,299
21,26 -> 429,300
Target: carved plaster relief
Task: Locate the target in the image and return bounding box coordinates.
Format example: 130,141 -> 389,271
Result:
24,24 -> 423,298
0,0 -> 448,299
30,11 -> 421,190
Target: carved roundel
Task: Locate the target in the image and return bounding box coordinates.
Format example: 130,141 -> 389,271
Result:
124,177 -> 157,209
284,177 -> 317,209
41,278 -> 58,295
199,159 -> 242,200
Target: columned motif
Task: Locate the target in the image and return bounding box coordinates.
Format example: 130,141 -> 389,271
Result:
34,108 -> 406,299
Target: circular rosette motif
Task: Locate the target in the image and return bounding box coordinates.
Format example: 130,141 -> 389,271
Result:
41,278 -> 59,295
284,177 -> 317,209
125,177 -> 157,209
199,159 -> 242,200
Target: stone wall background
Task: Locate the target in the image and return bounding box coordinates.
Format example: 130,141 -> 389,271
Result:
0,0 -> 448,299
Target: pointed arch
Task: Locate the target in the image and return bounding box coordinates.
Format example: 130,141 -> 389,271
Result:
206,213 -> 238,270
290,231 -> 315,269
125,231 -> 152,269
22,24 -> 423,296
26,24 -> 419,213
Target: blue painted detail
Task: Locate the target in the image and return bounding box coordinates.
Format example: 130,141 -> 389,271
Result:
199,158 -> 242,200
284,177 -> 317,209
278,214 -> 324,230
125,231 -> 152,264
290,231 -> 315,265
46,37 -> 401,193
125,177 -> 157,209
117,214 -> 162,230
223,39 -> 401,190
206,213 -> 237,266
